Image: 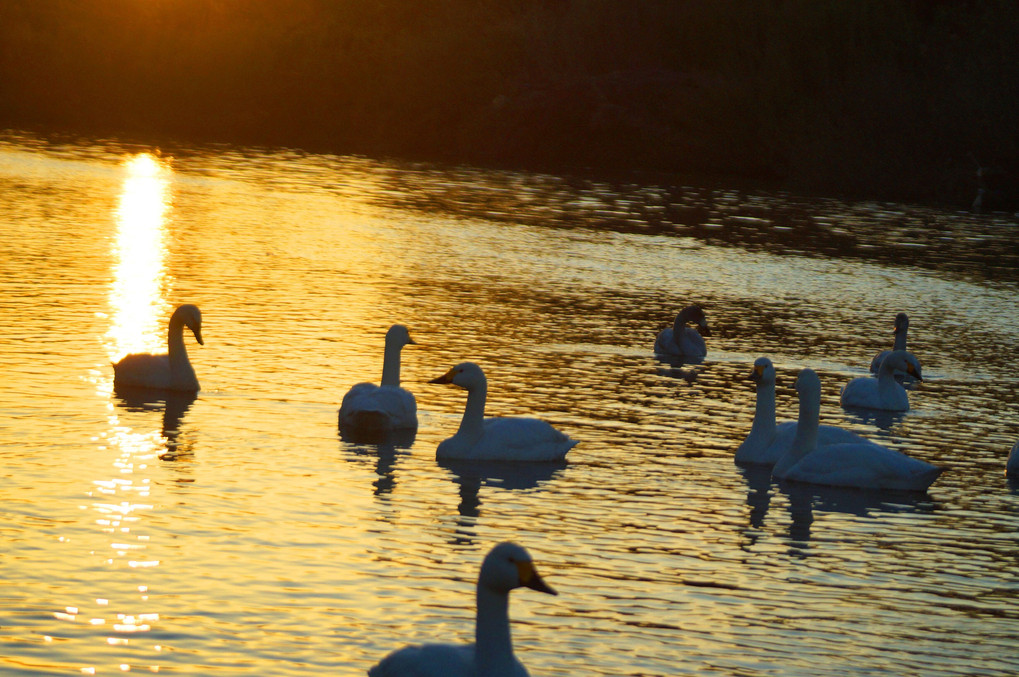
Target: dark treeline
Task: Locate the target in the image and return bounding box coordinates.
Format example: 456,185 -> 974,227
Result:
1,0 -> 1017,206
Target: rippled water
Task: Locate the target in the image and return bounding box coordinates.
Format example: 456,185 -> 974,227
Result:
1,131 -> 1018,676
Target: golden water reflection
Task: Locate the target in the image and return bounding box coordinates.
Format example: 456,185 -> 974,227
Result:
106,153 -> 172,362
77,153 -> 173,673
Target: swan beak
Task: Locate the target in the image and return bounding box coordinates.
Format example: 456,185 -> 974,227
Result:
517,560 -> 557,596
193,327 -> 204,345
429,367 -> 456,385
749,365 -> 764,382
907,362 -> 923,381
697,321 -> 712,337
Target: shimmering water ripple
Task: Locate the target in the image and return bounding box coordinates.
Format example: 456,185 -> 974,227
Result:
1,131 -> 1017,676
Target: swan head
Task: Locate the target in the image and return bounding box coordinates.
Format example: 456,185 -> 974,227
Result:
172,304 -> 204,345
893,312 -> 910,334
430,362 -> 487,391
882,350 -> 922,381
385,324 -> 416,349
749,357 -> 776,386
479,542 -> 557,596
795,367 -> 821,399
676,304 -> 711,337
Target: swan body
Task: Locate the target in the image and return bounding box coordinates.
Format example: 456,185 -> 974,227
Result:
775,368 -> 942,491
654,304 -> 710,358
429,362 -> 577,461
112,304 -> 203,391
1007,440 -> 1019,478
841,350 -> 921,412
369,542 -> 557,677
869,312 -> 920,377
736,357 -> 863,465
338,325 -> 417,432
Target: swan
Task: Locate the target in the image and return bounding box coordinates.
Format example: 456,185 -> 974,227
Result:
112,304 -> 203,391
735,357 -> 863,465
1007,440 -> 1019,478
429,362 -> 577,461
841,350 -> 921,412
653,304 -> 710,358
774,368 -> 942,491
369,541 -> 557,677
338,324 -> 417,433
869,312 -> 921,377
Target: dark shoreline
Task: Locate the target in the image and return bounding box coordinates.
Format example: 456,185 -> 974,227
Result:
3,1 -> 1017,211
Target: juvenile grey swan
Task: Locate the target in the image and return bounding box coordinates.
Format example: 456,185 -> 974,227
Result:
869,312 -> 921,378
841,350 -> 922,412
653,304 -> 710,358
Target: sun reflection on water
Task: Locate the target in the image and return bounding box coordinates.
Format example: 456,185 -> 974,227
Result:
69,152 -> 174,674
106,153 -> 172,362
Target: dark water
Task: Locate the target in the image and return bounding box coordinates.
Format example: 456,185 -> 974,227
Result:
1,131 -> 1017,676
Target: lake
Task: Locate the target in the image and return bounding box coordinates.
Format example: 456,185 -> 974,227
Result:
1,130 -> 1017,676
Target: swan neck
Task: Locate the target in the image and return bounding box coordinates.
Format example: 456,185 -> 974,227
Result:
672,317 -> 687,348
475,583 -> 514,672
167,316 -> 190,369
877,363 -> 902,396
380,341 -> 403,387
750,381 -> 778,437
457,383 -> 488,439
777,385 -> 819,474
893,327 -> 908,352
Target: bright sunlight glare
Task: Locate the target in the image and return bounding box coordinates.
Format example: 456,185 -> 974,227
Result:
107,153 -> 172,361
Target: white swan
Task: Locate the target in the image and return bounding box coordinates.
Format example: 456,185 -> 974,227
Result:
653,304 -> 710,358
840,350 -> 921,412
369,541 -> 557,677
1007,440 -> 1019,478
735,357 -> 863,465
774,368 -> 942,491
112,304 -> 203,391
429,362 -> 577,461
869,312 -> 921,377
338,324 -> 417,433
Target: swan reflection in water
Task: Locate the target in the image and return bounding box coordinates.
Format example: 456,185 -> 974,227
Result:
339,427 -> 416,497
113,386 -> 198,460
655,361 -> 701,383
736,465 -> 936,551
780,481 -> 937,552
439,459 -> 567,545
840,406 -> 908,434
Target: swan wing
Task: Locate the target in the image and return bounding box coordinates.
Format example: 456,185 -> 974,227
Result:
869,350 -> 891,373
840,376 -> 909,411
369,642 -> 475,677
784,440 -> 941,491
480,417 -> 577,461
113,353 -> 172,389
438,417 -> 576,462
653,328 -> 677,355
654,327 -> 706,357
677,327 -> 707,357
736,420 -> 788,465
740,422 -> 862,466
339,383 -> 417,430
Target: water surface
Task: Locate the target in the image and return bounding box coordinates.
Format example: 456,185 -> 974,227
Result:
1,131 -> 1018,676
